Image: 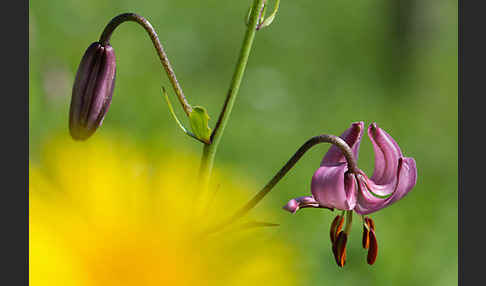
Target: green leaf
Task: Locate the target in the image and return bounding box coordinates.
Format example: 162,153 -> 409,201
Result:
161,87 -> 207,144
245,6 -> 252,26
189,106 -> 212,144
162,87 -> 189,134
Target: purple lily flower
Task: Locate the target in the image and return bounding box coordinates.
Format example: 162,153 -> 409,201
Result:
283,121 -> 417,267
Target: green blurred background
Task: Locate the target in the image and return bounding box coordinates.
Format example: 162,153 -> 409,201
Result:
29,0 -> 457,285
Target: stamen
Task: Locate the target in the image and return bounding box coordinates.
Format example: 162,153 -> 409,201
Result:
367,228 -> 378,265
362,219 -> 370,249
330,215 -> 344,244
332,231 -> 348,267
362,216 -> 375,249
366,217 -> 376,231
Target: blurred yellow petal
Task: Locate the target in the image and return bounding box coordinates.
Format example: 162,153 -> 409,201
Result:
30,134 -> 297,286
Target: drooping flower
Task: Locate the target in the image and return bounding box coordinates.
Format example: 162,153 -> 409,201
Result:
283,121 -> 417,267
69,42 -> 116,141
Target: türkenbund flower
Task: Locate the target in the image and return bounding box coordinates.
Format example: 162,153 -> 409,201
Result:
283,121 -> 417,267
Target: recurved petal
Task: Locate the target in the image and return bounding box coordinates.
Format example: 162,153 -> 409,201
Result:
282,196 -> 324,214
386,157 -> 417,205
354,157 -> 417,215
368,123 -> 403,184
311,163 -> 357,210
321,121 -> 364,166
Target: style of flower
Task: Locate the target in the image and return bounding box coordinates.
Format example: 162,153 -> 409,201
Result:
283,121 -> 417,267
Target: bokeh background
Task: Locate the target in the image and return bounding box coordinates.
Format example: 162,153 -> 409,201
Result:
29,0 -> 457,285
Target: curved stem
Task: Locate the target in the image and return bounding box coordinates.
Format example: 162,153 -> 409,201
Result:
198,0 -> 265,193
202,134 -> 358,235
99,13 -> 192,115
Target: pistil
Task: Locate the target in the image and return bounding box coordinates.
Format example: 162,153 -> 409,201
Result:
344,210 -> 353,234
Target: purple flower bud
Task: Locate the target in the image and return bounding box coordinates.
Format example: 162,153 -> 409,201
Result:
69,42 -> 116,140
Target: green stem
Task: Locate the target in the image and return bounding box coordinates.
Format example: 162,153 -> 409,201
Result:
99,13 -> 192,116
198,0 -> 265,192
201,134 -> 358,236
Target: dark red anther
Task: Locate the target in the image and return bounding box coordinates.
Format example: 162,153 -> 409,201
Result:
329,215 -> 340,243
366,222 -> 378,265
362,217 -> 376,249
330,215 -> 344,244
332,231 -> 348,267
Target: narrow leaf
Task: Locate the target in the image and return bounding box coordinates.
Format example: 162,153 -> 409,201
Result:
161,87 -> 205,143
245,6 -> 252,26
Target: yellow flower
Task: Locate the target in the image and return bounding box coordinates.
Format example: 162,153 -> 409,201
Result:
30,134 -> 297,286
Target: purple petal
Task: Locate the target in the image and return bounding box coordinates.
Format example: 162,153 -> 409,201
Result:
368,123 -> 403,185
321,121 -> 364,166
386,157 -> 417,204
311,163 -> 357,210
354,157 -> 417,215
282,196 -> 323,214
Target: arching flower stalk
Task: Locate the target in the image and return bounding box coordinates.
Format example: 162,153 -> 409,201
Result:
69,13 -> 214,143
283,122 -> 417,267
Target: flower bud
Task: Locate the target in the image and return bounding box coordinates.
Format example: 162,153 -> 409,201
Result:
69,42 -> 116,140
